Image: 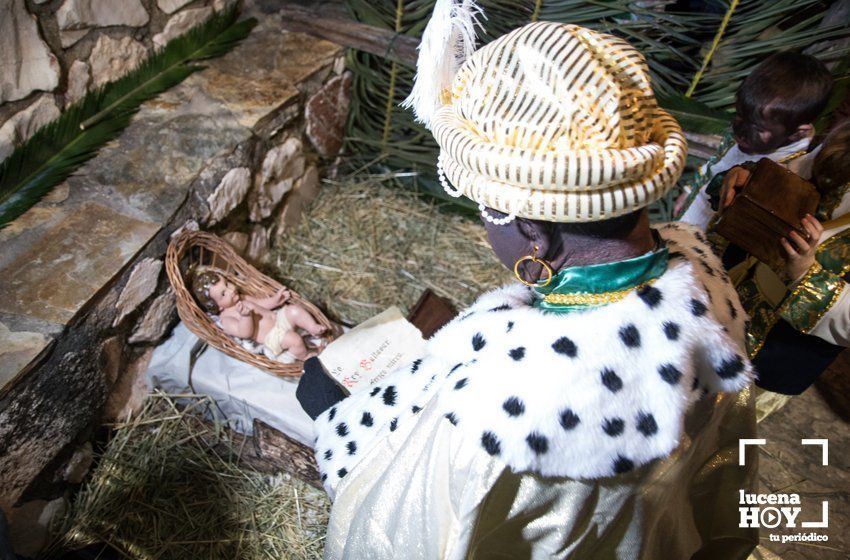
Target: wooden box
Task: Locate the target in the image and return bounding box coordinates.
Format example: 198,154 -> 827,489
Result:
407,289 -> 458,339
715,158 -> 820,270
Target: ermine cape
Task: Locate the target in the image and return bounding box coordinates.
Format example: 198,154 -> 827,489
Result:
314,223 -> 757,559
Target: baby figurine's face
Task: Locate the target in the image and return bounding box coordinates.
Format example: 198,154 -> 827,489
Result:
208,278 -> 240,310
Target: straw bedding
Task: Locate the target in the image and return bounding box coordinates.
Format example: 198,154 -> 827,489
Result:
270,172 -> 513,326
48,394 -> 330,559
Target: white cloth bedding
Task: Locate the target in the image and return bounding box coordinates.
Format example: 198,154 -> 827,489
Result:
146,322 -> 314,446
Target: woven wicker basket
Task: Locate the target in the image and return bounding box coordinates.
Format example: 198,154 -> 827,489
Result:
165,230 -> 336,379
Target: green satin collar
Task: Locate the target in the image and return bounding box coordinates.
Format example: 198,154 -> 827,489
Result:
534,243 -> 669,314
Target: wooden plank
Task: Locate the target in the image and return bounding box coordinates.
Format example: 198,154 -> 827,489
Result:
253,419 -> 323,488
279,4 -> 418,66
197,419 -> 321,488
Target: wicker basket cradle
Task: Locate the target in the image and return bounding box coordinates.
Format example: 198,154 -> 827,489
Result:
165,230 -> 337,379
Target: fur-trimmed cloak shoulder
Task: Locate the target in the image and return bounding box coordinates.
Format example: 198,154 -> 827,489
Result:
313,223 -> 753,496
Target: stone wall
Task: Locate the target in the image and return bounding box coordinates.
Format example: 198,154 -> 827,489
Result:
0,0 -> 246,161
0,3 -> 349,553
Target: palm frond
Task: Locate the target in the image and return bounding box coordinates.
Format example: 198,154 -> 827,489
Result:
0,96 -> 133,226
656,92 -> 730,135
478,0 -> 703,97
687,0 -> 850,109
0,5 -> 257,229
816,59 -> 850,132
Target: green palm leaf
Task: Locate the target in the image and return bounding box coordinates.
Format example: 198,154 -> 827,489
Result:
687,0 -> 850,108
0,96 -> 132,227
0,5 -> 257,229
657,93 -> 731,135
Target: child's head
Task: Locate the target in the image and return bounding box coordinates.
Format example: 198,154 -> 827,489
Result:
191,270 -> 239,314
733,52 -> 832,155
812,119 -> 850,195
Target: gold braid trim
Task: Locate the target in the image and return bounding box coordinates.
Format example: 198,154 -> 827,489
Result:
817,228 -> 850,278
743,229 -> 850,357
777,262 -> 846,334
820,285 -> 846,328
543,280 -> 652,306
778,149 -> 808,164
790,260 -> 824,291
706,214 -> 730,257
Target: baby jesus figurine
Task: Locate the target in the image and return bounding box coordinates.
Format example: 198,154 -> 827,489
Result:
192,271 -> 326,360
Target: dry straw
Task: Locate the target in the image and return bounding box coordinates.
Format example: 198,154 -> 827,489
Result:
48,394 -> 330,560
271,171 -> 512,326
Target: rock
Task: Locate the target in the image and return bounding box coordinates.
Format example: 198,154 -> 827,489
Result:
170,219 -> 199,239
78,107 -> 248,225
207,167 -> 251,225
89,35 -> 148,88
0,94 -> 61,162
128,289 -> 176,344
157,0 -> 193,14
103,347 -> 152,422
0,11 -> 349,514
0,204 -> 63,241
246,225 -> 269,263
98,336 -> 124,386
298,165 -> 322,206
189,22 -> 340,131
0,340 -> 110,513
277,165 -> 320,231
59,29 -> 89,49
213,0 -> 235,11
57,0 -> 149,31
153,7 -> 214,49
43,182 -> 71,204
0,0 -> 61,103
56,0 -> 149,47
7,498 -> 66,557
222,231 -> 249,255
63,442 -> 93,484
333,56 -> 346,76
65,60 -> 90,108
113,258 -> 162,327
249,138 -> 304,221
304,72 -> 352,157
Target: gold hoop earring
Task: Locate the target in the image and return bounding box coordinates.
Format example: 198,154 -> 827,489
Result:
513,245 -> 554,288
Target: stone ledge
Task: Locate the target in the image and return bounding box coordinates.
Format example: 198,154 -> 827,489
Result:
0,202 -> 160,325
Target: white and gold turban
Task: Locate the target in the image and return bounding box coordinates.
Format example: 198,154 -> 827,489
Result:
404,3 -> 688,223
